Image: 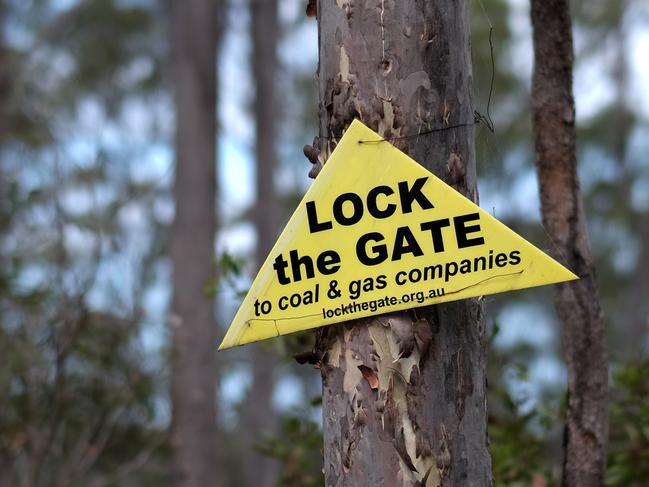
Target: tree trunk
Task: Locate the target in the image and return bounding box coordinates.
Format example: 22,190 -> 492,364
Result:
0,0 -> 7,230
243,0 -> 280,485
315,1 -> 492,485
0,0 -> 6,146
530,1 -> 608,485
169,1 -> 221,486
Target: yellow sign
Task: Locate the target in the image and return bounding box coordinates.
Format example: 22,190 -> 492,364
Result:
219,120 -> 577,349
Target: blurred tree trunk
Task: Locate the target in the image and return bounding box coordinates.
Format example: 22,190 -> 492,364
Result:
608,4 -> 649,358
243,0 -> 280,485
314,1 -> 492,485
530,1 -> 609,485
0,0 -> 6,228
169,1 -> 222,486
625,216 -> 649,354
0,1 -> 6,146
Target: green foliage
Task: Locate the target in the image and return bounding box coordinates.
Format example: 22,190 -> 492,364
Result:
34,0 -> 162,113
0,302 -> 168,486
607,359 -> 649,486
204,250 -> 248,299
489,380 -> 559,486
489,341 -> 649,486
0,1 -> 170,485
256,406 -> 324,487
487,323 -> 561,486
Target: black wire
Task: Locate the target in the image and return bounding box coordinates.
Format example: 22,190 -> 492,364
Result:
479,25 -> 496,133
357,121 -> 477,144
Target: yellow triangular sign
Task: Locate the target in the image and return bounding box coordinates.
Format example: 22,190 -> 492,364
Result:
219,120 -> 577,349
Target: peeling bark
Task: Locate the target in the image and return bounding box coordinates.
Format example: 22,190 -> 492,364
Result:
316,1 -> 491,485
530,1 -> 608,485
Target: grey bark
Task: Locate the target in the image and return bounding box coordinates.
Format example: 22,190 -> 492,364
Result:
243,0 -> 280,485
169,1 -> 222,486
314,1 -> 492,485
530,1 -> 609,485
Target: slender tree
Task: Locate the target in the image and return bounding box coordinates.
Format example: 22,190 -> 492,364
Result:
0,0 -> 6,229
243,0 -> 280,485
169,1 -> 222,486
0,0 -> 6,146
530,1 -> 608,485
310,1 -> 491,485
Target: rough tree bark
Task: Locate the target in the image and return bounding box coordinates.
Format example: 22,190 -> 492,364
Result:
169,1 -> 222,486
243,0 -> 280,485
312,1 -> 492,485
530,1 -> 608,485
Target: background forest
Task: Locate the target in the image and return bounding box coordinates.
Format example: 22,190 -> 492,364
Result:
0,0 -> 648,486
